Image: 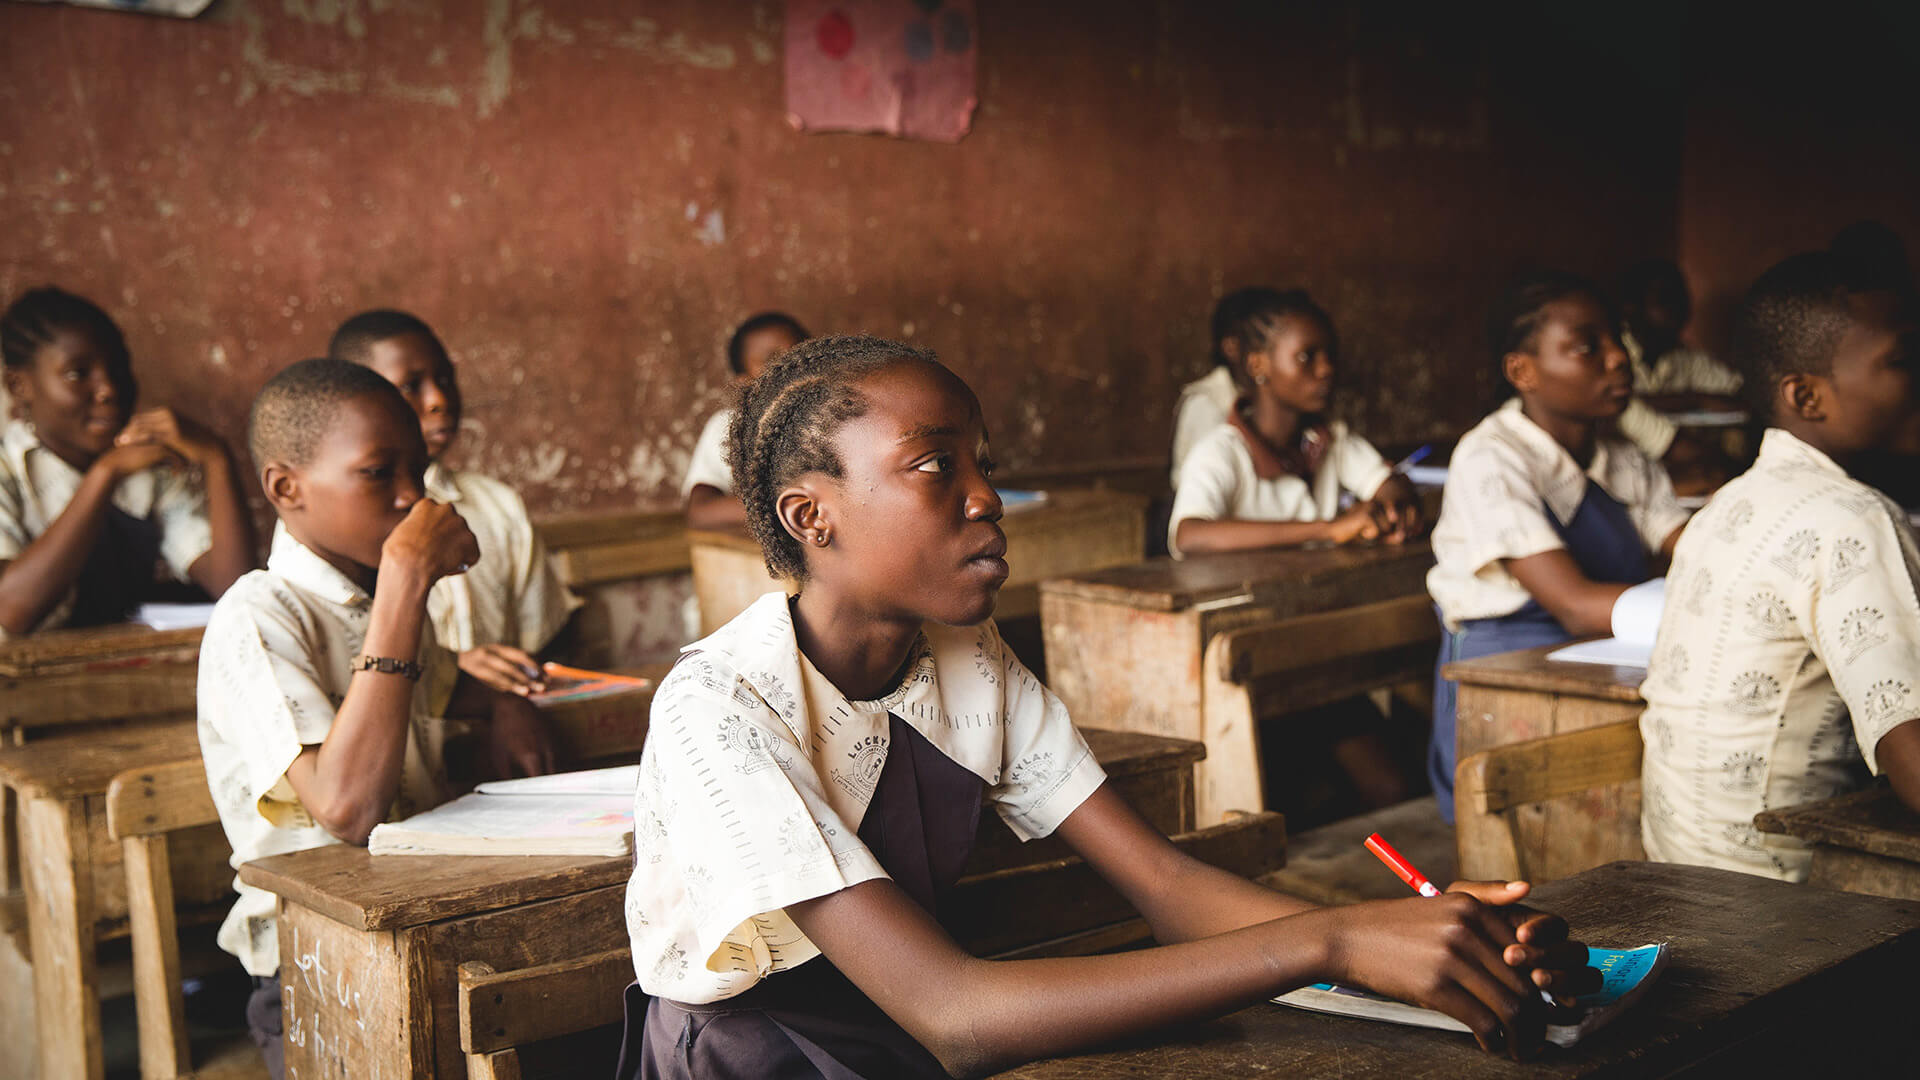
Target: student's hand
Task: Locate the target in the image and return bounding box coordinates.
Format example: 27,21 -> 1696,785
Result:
486,692 -> 555,779
116,407 -> 229,469
459,644 -> 547,696
1325,502 -> 1382,545
380,500 -> 480,587
1323,892 -> 1554,1058
1443,880 -> 1602,1005
91,439 -> 176,482
1370,476 -> 1426,543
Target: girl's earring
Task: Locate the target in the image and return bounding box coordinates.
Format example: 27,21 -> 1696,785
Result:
814,533 -> 830,547
1253,374 -> 1268,386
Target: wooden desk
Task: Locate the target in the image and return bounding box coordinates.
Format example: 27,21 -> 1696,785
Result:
1445,644 -> 1646,881
997,860 -> 1920,1079
0,622 -> 202,733
0,718 -> 232,1080
687,489 -> 1149,637
1041,544 -> 1435,820
1756,784 -> 1920,901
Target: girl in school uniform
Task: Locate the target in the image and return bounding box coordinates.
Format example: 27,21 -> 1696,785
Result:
0,287 -> 254,637
1169,288 -> 1422,556
1425,272 -> 1691,820
621,335 -> 1597,1079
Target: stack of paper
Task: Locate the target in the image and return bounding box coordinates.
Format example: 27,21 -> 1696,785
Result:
1548,578 -> 1665,668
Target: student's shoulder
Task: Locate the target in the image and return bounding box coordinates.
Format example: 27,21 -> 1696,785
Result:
1449,407 -> 1538,475
202,568 -> 321,646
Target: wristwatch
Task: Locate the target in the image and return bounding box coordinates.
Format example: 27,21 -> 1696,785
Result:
350,654 -> 423,681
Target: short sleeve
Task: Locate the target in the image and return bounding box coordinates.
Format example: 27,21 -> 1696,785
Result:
1330,426 -> 1393,501
682,410 -> 735,496
1617,398 -> 1677,460
1167,431 -> 1241,556
628,655 -> 888,1003
1439,439 -> 1567,574
152,464 -> 214,582
1803,499 -> 1920,773
198,596 -> 343,828
1629,456 -> 1690,554
987,628 -> 1105,840
1170,388 -> 1230,488
0,466 -> 28,561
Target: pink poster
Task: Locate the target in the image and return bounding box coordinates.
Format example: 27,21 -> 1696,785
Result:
786,0 -> 979,143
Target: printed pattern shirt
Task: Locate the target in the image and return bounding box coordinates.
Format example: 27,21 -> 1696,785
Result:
422,463 -> 579,653
197,529 -> 457,975
1428,398 -> 1689,629
0,417 -> 212,637
1170,366 -> 1238,488
1639,429 -> 1920,881
1167,420 -> 1393,556
683,409 -> 735,496
626,592 -> 1107,1004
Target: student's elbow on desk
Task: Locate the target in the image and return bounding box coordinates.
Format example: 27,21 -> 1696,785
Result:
283,752 -> 390,846
1875,719 -> 1920,814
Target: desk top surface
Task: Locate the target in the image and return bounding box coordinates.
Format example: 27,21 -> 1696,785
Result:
1442,642 -> 1646,703
0,622 -> 203,678
1755,784 -> 1920,863
0,715 -> 200,799
999,860 -> 1920,1078
1039,542 -> 1434,612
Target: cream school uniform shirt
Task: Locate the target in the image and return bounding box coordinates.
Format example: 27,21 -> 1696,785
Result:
1639,430 -> 1920,882
1427,398 -> 1689,630
683,409 -> 734,495
1170,366 -> 1238,488
626,592 -> 1107,1004
0,418 -> 212,638
422,463 -> 579,653
1166,420 -> 1393,557
197,529 -> 457,976
1616,332 -> 1745,460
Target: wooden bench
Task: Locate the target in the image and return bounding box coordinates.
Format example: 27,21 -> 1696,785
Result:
1454,720 -> 1644,882
1755,784 -> 1920,901
458,950 -> 633,1080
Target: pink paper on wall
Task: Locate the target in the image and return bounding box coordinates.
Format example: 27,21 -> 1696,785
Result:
786,0 -> 978,143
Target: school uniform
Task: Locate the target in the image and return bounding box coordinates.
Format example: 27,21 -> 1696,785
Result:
1639,430 -> 1920,881
422,462 -> 579,654
683,409 -> 734,495
0,417 -> 212,637
1426,398 -> 1688,820
620,592 -> 1107,1079
1166,415 -> 1393,557
1615,332 -> 1744,460
1169,366 -> 1238,488
197,529 -> 458,1077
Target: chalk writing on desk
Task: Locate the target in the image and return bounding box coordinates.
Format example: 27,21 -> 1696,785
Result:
284,924 -> 387,1080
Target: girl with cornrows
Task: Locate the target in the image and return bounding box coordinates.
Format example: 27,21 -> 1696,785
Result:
0,286 -> 255,636
618,334 -> 1597,1078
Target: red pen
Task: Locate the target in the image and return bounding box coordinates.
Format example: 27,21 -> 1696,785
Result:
1364,832 -> 1441,896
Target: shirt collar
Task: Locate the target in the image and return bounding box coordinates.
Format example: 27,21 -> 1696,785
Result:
1493,398 -> 1622,525
266,526 -> 371,608
424,461 -> 461,503
4,417 -> 67,478
1754,427 -> 1848,478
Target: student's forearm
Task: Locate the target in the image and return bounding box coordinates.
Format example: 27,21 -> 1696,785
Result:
0,465 -> 122,634
295,567 -> 434,843
1504,551 -> 1631,638
1127,852 -> 1319,943
188,454 -> 258,596
685,486 -> 749,530
1175,517 -> 1331,554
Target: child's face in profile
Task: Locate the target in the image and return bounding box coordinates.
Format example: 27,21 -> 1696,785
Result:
739,325 -> 804,383
1816,289 -> 1920,457
4,325 -> 135,466
1248,313 -> 1336,415
279,392 -> 431,574
1512,293 -> 1632,421
362,332 -> 462,460
806,360 -> 1007,627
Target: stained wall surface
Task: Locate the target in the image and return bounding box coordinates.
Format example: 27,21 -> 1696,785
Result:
1,1 -> 1683,514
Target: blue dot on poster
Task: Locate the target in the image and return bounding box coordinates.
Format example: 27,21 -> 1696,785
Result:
904,20 -> 935,63
939,10 -> 971,53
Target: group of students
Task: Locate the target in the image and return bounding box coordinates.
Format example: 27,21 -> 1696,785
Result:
0,231 -> 1914,1078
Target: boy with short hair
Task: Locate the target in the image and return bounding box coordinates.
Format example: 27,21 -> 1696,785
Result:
1639,252 -> 1920,882
198,358 -> 552,1077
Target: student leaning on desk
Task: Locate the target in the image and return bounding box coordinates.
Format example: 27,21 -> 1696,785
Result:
196,358 -> 555,1080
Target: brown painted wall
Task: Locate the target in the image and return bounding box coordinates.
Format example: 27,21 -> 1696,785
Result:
1,1 -> 1681,516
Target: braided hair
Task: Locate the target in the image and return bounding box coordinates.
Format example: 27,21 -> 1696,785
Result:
726,334 -> 941,580
1487,270 -> 1610,393
2,287 -> 130,371
1210,287 -> 1336,370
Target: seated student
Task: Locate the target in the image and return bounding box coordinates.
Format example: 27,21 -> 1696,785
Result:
619,335 -> 1599,1079
683,312 -> 809,530
1426,272 -> 1690,821
328,310 -> 580,696
198,359 -> 553,1079
1639,251 -> 1920,882
1170,288 -> 1259,488
0,286 -> 254,636
1169,288 -> 1422,556
1612,260 -> 1741,490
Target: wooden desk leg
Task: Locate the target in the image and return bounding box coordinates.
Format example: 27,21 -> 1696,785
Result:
2,782 -> 17,895
125,834 -> 191,1079
22,794 -> 103,1080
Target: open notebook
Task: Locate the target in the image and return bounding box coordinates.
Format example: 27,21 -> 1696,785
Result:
1547,578 -> 1664,669
368,765 -> 638,856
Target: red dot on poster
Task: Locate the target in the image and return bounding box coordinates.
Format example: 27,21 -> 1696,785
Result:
817,11 -> 855,59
